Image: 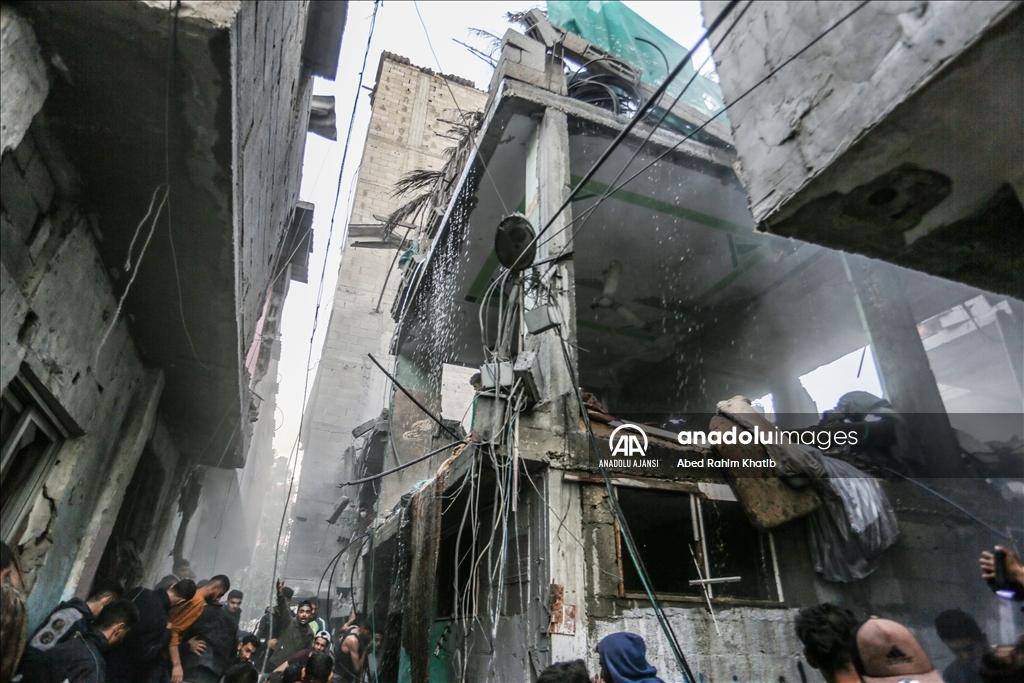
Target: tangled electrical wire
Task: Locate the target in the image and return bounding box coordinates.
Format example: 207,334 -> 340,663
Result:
567,67 -> 645,118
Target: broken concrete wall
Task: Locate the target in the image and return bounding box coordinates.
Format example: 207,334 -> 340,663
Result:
579,481 -> 808,681
0,5 -> 48,155
1,113 -> 183,627
702,1 -> 1023,295
15,0 -> 325,469
703,0 -> 1019,224
577,474 -> 1021,680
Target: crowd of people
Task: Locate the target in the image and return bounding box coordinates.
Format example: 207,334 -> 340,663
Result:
535,545 -> 1024,683
0,544 -> 376,683
1,540 -> 1021,682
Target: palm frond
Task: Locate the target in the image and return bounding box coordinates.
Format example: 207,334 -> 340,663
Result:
392,169 -> 444,198
382,192 -> 432,237
506,8 -> 545,29
467,27 -> 503,57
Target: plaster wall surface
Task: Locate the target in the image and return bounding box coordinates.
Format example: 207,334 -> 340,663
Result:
577,474 -> 1021,681
21,0 -> 321,468
702,0 -> 1020,225
0,119 -> 181,628
282,54 -> 485,592
0,5 -> 48,154
232,1 -> 314,380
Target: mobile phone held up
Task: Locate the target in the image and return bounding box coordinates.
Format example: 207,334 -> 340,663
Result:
988,548 -> 1023,600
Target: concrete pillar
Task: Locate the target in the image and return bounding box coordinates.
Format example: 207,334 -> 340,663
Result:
522,107 -> 587,666
844,255 -> 962,475
524,108 -> 577,403
62,368 -> 164,599
545,472 -> 587,663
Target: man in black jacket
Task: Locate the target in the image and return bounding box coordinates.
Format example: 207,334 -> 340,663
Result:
178,596 -> 239,683
28,598 -> 138,683
104,580 -> 197,683
19,583 -> 121,673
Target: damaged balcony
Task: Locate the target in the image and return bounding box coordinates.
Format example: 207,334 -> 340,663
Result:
702,1 -> 1024,298
392,26 -> 1023,481
373,15 -> 1023,680
22,1 -> 321,468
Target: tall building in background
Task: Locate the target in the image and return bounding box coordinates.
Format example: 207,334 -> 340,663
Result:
281,54 -> 486,602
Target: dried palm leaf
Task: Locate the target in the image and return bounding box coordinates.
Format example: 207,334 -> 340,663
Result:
392,169 -> 444,198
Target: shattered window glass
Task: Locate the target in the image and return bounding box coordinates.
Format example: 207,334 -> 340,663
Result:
617,487 -> 778,601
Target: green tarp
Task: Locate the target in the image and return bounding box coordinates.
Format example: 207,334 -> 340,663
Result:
547,0 -> 729,125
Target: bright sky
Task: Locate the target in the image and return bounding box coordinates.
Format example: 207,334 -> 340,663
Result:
800,346 -> 883,415
272,1 -> 710,462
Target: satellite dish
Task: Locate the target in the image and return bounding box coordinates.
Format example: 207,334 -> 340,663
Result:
494,213 -> 537,271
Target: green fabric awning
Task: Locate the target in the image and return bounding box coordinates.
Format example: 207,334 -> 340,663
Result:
547,0 -> 729,125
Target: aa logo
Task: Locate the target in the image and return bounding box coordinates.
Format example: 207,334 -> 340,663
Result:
609,424 -> 648,457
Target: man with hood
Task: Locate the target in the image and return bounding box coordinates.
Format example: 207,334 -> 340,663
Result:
595,632 -> 666,683
104,579 -> 197,683
28,599 -> 138,683
20,583 -> 121,672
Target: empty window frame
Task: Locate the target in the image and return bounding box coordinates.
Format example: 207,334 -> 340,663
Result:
615,485 -> 782,602
1,375 -> 67,544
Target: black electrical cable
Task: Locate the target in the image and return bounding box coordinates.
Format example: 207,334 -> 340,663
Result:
315,532 -> 372,624
548,0 -> 872,260
555,332 -> 697,683
506,0 -> 742,270
325,550 -> 341,627
261,2 -> 382,674
880,467 -> 1010,539
349,533 -> 370,618
362,531 -> 376,619
367,353 -> 462,440
338,440 -> 463,488
536,0 -> 755,255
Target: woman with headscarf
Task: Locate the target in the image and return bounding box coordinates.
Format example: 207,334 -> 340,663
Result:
595,632 -> 666,683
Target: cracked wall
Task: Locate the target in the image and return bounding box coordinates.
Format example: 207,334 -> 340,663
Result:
1,97 -> 182,629
579,482 -> 809,682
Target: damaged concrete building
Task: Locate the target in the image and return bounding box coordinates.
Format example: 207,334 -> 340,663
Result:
281,52 -> 486,599
1,0 -> 345,628
283,2 -> 1022,682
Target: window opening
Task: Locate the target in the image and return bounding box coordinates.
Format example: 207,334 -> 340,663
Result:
1,374 -> 67,544
616,486 -> 779,602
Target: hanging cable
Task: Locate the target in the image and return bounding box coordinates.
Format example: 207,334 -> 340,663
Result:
338,440 -> 463,487
315,532 -> 372,618
881,467 -> 1010,539
543,0 -> 872,266
262,1 -> 382,673
556,329 -> 698,683
94,184 -> 169,364
164,0 -> 205,367
367,353 -> 462,440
